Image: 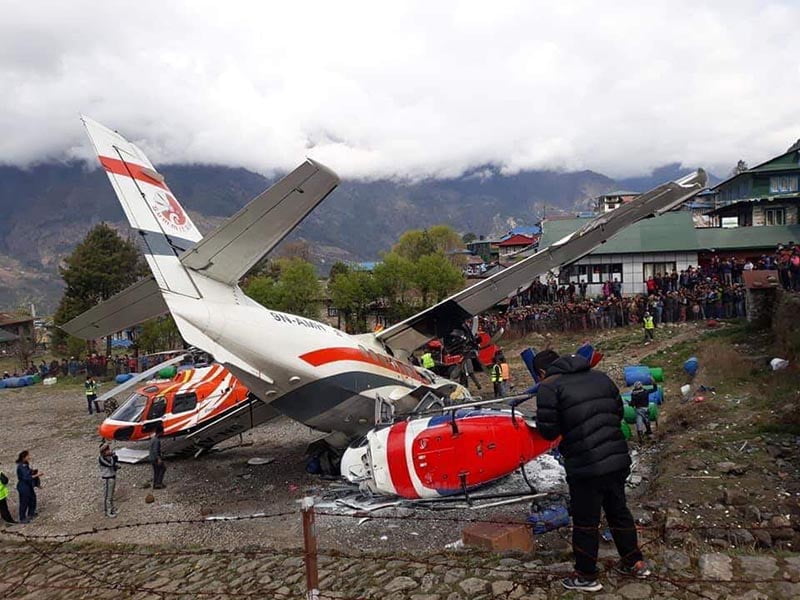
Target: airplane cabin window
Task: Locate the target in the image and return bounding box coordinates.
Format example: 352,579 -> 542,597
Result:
110,393 -> 149,422
172,392 -> 198,414
147,396 -> 167,420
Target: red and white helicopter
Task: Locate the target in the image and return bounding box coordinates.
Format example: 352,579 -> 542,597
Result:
65,117 -> 705,498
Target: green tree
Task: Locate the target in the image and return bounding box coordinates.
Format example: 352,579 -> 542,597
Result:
393,225 -> 465,265
393,229 -> 436,261
53,223 -> 146,352
462,232 -> 477,244
328,268 -> 380,333
413,252 -> 464,304
328,261 -> 350,283
373,252 -> 415,320
427,225 -> 464,255
245,258 -> 321,319
137,316 -> 181,354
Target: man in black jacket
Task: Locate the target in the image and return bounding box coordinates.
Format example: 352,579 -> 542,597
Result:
149,423 -> 167,489
534,349 -> 649,592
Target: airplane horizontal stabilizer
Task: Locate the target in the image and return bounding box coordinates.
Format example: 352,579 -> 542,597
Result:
61,277 -> 168,340
180,160 -> 339,285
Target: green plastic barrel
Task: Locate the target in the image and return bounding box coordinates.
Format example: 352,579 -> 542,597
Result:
31,374 -> 42,384
648,403 -> 659,422
623,404 -> 637,424
621,421 -> 632,440
158,366 -> 177,379
648,367 -> 664,382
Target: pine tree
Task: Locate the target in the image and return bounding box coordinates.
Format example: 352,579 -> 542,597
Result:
52,223 -> 146,350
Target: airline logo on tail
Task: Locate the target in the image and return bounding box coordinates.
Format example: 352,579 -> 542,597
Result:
152,191 -> 190,232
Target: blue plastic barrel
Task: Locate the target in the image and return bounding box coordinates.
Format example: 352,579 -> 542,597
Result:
648,385 -> 663,405
4,377 -> 21,388
684,357 -> 699,377
624,365 -> 653,386
115,373 -> 134,384
0,379 -> 5,389
23,375 -> 35,386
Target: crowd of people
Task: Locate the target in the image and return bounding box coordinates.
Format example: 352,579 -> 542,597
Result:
3,353 -> 156,380
483,245 -> 798,337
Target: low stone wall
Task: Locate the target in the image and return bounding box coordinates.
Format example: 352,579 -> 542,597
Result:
773,290 -> 800,360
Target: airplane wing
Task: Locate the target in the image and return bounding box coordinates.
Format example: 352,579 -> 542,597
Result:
61,277 -> 167,339
179,160 -> 339,285
377,170 -> 707,358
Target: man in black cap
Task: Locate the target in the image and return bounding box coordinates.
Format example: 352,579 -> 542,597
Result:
534,349 -> 649,592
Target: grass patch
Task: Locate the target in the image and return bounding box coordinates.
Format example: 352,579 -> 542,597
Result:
755,422 -> 800,436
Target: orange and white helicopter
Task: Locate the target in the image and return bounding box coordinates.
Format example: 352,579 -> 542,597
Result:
98,358 -> 259,455
64,117 -> 705,490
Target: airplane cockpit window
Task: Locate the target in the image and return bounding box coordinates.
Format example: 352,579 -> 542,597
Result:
172,392 -> 197,414
110,393 -> 149,422
147,396 -> 167,420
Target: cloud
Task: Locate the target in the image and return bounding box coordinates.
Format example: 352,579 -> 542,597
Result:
1,0 -> 799,180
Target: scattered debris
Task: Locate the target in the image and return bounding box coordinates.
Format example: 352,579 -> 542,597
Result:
247,457 -> 275,466
116,448 -> 150,464
770,358 -> 789,371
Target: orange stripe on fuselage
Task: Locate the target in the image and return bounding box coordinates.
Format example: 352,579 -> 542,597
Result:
299,347 -> 427,384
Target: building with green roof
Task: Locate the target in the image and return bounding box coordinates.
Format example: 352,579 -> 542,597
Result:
536,212 -> 800,296
706,148 -> 800,227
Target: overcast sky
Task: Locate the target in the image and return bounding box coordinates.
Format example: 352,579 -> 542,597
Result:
1,0 -> 799,180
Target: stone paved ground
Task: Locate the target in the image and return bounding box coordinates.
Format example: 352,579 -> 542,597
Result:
1,540 -> 799,599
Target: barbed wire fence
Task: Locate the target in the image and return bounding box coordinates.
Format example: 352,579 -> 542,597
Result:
1,502 -> 797,599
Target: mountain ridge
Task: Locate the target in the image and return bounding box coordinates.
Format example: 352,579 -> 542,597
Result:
0,161 -> 712,313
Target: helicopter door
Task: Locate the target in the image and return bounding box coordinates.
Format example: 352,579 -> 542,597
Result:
142,396 -> 167,433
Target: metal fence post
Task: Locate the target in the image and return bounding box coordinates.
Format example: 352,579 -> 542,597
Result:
301,496 -> 319,600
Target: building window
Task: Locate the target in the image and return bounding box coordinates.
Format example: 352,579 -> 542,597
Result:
643,262 -> 676,281
563,263 -> 622,284
765,207 -> 786,226
769,176 -> 798,194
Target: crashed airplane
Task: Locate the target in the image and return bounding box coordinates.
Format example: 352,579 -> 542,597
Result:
64,117 -> 706,498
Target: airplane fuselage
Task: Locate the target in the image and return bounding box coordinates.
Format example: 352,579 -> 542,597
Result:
166,275 -> 466,439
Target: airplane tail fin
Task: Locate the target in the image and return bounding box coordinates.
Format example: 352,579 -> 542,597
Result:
66,117 -> 339,343
81,116 -> 203,299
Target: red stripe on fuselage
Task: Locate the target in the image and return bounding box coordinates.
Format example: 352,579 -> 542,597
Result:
299,347 -> 427,384
99,156 -> 169,191
387,421 -> 418,498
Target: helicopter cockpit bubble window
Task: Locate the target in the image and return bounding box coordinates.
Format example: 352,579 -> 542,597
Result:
147,396 -> 167,420
110,393 -> 149,422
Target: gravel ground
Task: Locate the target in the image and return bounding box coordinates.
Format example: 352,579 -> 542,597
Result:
0,382 -> 558,554
0,323 -> 701,555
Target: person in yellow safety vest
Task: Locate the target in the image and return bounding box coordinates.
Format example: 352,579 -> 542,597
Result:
0,468 -> 16,523
643,312 -> 655,343
85,376 -> 99,415
420,351 -> 436,370
491,354 -> 504,398
499,355 -> 511,396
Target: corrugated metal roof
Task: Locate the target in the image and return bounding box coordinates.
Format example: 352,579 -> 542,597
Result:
539,212 -> 800,254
